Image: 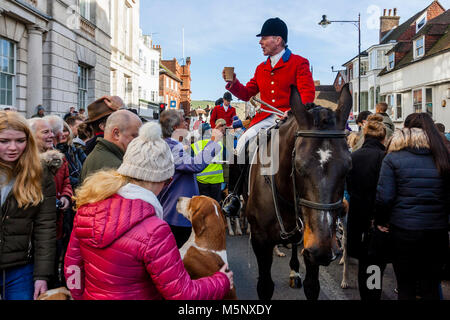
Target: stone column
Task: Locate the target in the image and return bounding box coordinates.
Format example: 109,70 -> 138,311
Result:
26,25 -> 45,118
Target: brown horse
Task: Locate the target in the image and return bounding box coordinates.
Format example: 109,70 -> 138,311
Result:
245,84 -> 352,300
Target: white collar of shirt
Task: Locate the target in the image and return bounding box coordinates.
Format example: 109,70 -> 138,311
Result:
270,48 -> 286,68
223,104 -> 229,112
117,183 -> 164,220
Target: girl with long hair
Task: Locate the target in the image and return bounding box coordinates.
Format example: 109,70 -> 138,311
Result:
375,112 -> 449,300
0,111 -> 56,300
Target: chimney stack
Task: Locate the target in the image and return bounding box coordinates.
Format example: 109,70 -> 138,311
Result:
380,8 -> 400,42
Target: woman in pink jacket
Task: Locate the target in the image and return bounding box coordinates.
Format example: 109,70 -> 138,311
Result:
64,122 -> 233,300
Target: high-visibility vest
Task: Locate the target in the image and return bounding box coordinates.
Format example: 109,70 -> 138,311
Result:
191,139 -> 224,184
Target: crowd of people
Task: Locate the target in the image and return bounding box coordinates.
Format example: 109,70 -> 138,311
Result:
346,104 -> 450,300
0,15 -> 449,301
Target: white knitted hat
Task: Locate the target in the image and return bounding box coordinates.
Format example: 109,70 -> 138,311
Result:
118,122 -> 174,182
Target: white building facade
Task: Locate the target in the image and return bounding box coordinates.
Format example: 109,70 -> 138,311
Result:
137,31 -> 160,119
0,0 -> 111,117
109,0 -> 141,109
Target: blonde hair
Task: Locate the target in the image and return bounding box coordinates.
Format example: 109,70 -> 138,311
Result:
346,132 -> 360,149
0,111 -> 43,208
74,170 -> 130,209
363,114 -> 386,141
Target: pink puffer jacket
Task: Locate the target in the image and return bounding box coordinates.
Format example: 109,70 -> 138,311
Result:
64,193 -> 229,300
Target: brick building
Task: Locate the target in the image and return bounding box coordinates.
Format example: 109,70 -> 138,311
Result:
159,61 -> 182,110
160,57 -> 192,114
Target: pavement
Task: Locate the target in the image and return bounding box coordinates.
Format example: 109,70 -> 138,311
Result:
226,234 -> 450,300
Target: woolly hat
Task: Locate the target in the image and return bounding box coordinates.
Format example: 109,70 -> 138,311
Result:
118,122 -> 174,182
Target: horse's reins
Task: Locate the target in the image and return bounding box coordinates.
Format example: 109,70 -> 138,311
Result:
270,128 -> 346,240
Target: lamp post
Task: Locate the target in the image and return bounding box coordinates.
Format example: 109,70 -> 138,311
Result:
319,14 -> 361,114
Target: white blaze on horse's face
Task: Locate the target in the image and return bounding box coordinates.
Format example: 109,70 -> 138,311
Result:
317,149 -> 332,168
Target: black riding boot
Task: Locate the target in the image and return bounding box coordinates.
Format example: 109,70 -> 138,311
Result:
222,142 -> 251,217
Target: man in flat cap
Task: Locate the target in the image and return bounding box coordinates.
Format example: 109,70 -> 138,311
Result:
221,17 -> 316,216
84,96 -> 123,155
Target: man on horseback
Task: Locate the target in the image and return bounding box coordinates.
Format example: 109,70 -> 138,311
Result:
221,17 -> 316,216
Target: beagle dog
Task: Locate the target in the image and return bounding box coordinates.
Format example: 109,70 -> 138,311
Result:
177,196 -> 237,300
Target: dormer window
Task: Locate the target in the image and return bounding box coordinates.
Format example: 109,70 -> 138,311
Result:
414,36 -> 425,59
388,53 -> 395,70
416,12 -> 427,33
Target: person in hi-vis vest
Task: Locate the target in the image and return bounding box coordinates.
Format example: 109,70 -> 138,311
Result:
191,120 -> 226,203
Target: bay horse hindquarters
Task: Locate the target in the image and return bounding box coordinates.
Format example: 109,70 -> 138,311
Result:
246,84 -> 352,300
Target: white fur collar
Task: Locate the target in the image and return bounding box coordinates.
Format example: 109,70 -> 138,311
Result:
117,183 -> 164,220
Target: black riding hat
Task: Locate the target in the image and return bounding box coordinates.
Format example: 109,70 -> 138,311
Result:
223,92 -> 233,102
256,17 -> 288,44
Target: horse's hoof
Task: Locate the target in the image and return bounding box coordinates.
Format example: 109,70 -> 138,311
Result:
340,280 -> 349,289
228,231 -> 235,236
235,229 -> 243,236
289,276 -> 302,289
339,257 -> 345,265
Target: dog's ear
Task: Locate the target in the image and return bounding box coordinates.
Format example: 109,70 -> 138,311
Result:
192,210 -> 206,237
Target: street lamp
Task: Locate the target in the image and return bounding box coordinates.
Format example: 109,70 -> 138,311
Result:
319,14 -> 361,114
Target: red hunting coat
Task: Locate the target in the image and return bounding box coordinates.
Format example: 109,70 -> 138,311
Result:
210,104 -> 237,128
226,48 -> 316,128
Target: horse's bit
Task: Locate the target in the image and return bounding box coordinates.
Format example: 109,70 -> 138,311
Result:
269,129 -> 346,240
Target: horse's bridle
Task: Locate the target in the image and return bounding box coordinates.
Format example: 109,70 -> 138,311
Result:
271,129 -> 346,240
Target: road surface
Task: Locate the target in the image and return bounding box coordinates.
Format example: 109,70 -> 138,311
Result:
226,233 -> 449,300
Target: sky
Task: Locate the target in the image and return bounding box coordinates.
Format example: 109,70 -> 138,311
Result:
140,0 -> 449,101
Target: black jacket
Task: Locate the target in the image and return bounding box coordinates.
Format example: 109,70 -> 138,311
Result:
0,165 -> 56,281
346,137 -> 386,258
375,128 -> 449,230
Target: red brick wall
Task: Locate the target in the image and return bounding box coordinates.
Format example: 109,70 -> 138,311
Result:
427,1 -> 445,21
159,74 -> 181,108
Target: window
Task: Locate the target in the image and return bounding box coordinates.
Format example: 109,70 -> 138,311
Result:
124,4 -> 131,56
143,57 -> 147,73
360,91 -> 369,112
77,65 -> 89,110
413,89 -> 423,113
151,91 -> 156,102
416,13 -> 427,33
396,94 -> 402,120
349,67 -> 353,81
353,92 -> 358,113
151,60 -> 156,76
414,36 -> 425,59
370,51 -> 377,70
425,88 -> 432,118
0,38 -> 15,107
139,49 -> 143,67
138,86 -> 142,99
369,87 -> 375,110
388,53 -> 395,70
166,78 -> 169,88
80,0 -> 90,20
360,61 -> 368,76
376,86 -> 380,105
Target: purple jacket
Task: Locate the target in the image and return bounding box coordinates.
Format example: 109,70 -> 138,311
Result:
158,138 -> 219,227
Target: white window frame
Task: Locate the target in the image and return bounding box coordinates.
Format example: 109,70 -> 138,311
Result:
80,0 -> 91,20
151,60 -> 156,76
412,88 -> 423,113
414,36 -> 425,59
395,93 -> 402,120
0,38 -> 16,109
77,64 -> 89,110
416,12 -> 427,33
388,53 -> 395,70
425,87 -> 433,118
